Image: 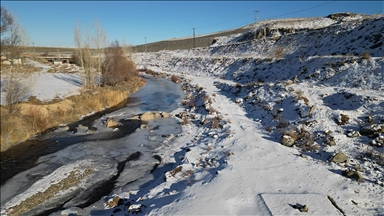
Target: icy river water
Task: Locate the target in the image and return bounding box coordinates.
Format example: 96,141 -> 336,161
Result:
0,76 -> 184,215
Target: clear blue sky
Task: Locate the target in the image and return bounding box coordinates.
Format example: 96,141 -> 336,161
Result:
1,1 -> 382,47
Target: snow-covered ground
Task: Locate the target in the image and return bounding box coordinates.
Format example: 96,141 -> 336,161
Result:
1,13 -> 383,215
0,60 -> 82,105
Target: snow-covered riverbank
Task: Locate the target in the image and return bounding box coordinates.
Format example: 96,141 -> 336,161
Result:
1,13 -> 383,215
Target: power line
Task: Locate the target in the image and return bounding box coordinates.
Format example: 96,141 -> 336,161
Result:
226,0 -> 337,30
262,0 -> 336,20
138,1 -> 337,44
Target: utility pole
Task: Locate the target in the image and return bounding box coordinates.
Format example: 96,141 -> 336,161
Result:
144,37 -> 147,52
32,42 -> 35,57
254,10 -> 259,23
192,28 -> 196,48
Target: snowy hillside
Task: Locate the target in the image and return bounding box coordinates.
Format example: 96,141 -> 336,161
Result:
126,13 -> 383,215
1,13 -> 383,216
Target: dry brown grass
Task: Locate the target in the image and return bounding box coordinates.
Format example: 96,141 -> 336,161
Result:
0,76 -> 145,152
0,62 -> 42,74
211,117 -> 220,129
295,90 -> 309,106
170,166 -> 183,177
23,106 -> 50,133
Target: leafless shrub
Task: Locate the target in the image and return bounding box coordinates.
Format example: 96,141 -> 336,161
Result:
337,113 -> 350,125
211,117 -> 220,129
283,128 -> 298,141
102,41 -> 139,86
265,126 -> 273,133
226,151 -> 235,157
181,118 -> 189,126
294,90 -> 309,106
202,95 -> 210,103
274,46 -> 285,59
171,75 -> 181,84
360,51 -> 371,60
4,67 -> 35,113
277,118 -> 289,129
182,170 -> 195,178
209,107 -> 217,115
181,100 -> 188,106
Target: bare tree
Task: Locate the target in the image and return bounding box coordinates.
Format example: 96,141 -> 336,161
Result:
91,20 -> 108,87
1,7 -> 28,60
74,21 -> 108,89
121,38 -> 133,60
1,6 -> 14,54
1,7 -> 32,112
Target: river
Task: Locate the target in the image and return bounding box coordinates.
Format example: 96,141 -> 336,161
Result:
0,76 -> 184,215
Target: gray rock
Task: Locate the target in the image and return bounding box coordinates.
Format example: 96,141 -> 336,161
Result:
328,140 -> 336,146
331,152 -> 348,163
342,169 -> 364,182
347,131 -> 360,138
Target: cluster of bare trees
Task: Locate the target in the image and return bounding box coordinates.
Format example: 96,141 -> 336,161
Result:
74,21 -> 108,89
1,6 -> 32,112
74,21 -> 136,89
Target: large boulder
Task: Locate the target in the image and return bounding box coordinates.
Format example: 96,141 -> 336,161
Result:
161,112 -> 170,118
154,112 -> 162,119
141,111 -> 155,121
106,117 -> 119,128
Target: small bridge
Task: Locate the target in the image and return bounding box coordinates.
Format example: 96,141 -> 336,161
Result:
38,55 -> 74,64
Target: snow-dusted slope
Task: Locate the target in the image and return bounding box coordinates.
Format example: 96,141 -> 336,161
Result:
2,13 -> 383,216
125,13 -> 384,216
133,14 -> 383,89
